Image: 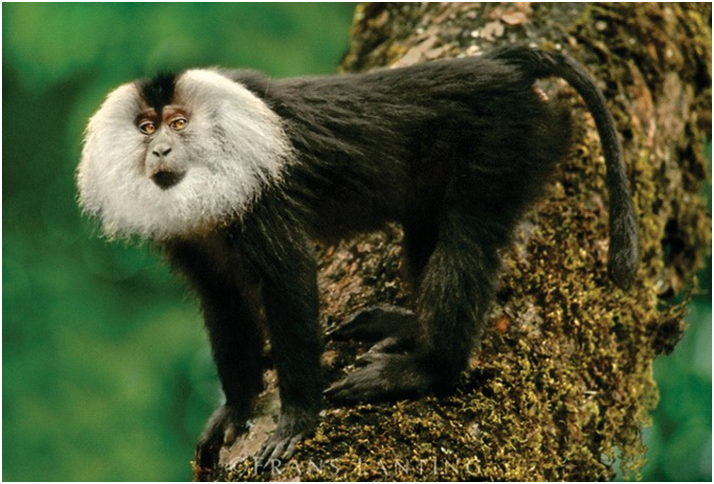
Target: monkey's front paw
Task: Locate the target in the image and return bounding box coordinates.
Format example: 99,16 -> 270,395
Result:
256,408 -> 317,470
194,405 -> 247,469
327,305 -> 417,344
325,353 -> 434,403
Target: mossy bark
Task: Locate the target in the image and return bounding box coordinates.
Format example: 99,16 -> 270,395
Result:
197,3 -> 711,481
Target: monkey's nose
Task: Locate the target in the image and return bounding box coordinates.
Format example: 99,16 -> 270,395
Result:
151,169 -> 185,189
152,145 -> 172,157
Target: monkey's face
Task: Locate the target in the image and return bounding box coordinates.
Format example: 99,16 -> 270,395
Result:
77,69 -> 292,240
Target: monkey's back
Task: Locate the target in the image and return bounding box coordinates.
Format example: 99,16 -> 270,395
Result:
252,56 -> 573,240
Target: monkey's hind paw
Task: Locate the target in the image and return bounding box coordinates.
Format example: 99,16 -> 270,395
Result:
194,404 -> 247,469
327,305 -> 417,344
325,353 -> 433,403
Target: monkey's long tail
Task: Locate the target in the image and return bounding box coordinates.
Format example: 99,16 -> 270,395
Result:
489,46 -> 638,290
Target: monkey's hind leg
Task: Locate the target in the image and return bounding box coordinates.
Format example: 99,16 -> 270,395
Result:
326,193 -> 499,402
327,223 -> 437,352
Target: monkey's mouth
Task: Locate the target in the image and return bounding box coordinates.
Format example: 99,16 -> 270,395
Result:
151,169 -> 186,190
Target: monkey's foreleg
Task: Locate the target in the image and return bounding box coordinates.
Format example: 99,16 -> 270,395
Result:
252,243 -> 323,468
168,246 -> 264,469
195,299 -> 264,467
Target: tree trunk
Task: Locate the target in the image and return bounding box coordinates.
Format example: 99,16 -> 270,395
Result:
197,3 -> 711,481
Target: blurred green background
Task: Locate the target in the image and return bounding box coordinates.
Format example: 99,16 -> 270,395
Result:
2,3 -> 711,481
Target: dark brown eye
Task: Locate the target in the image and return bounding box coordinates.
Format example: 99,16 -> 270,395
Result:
139,120 -> 156,135
169,117 -> 187,131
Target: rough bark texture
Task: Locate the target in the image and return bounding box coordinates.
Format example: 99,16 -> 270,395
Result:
196,3 -> 711,481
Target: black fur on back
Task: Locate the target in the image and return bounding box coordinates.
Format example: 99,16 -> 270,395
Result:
227,48 -> 636,288
254,56 -> 573,246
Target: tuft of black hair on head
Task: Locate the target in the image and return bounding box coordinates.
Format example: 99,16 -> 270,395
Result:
137,71 -> 178,110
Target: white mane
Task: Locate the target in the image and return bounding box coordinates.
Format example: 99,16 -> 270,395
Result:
76,69 -> 292,240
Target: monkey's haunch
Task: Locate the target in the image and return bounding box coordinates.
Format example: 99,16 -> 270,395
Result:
487,46 -> 638,289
